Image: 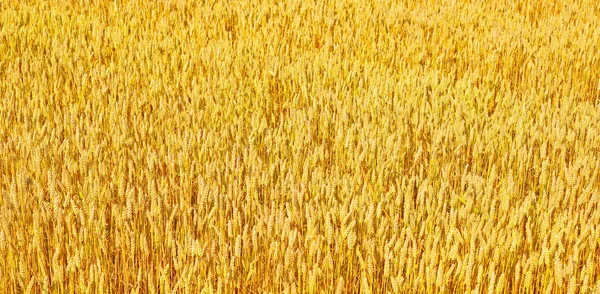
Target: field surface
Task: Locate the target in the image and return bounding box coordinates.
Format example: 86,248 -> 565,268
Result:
1,0 -> 600,293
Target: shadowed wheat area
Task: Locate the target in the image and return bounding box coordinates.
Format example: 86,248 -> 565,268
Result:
1,0 -> 600,293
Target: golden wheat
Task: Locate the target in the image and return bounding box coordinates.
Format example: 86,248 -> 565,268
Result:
1,0 -> 600,293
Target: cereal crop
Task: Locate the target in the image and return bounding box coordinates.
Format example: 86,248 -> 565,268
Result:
1,0 -> 600,293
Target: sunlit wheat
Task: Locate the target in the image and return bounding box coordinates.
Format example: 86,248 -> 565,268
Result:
1,0 -> 599,293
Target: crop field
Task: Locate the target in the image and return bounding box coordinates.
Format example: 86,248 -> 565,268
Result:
1,0 -> 600,293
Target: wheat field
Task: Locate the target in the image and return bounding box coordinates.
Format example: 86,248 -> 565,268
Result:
1,0 -> 600,293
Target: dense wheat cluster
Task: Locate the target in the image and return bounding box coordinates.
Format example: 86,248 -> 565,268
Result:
1,0 -> 600,293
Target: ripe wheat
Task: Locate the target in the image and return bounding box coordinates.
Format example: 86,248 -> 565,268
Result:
1,0 -> 600,293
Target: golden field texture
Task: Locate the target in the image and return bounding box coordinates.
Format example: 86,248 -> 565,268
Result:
1,0 -> 600,293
